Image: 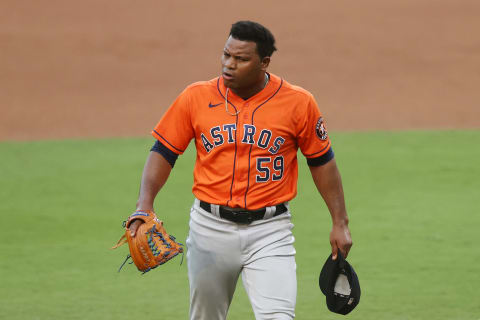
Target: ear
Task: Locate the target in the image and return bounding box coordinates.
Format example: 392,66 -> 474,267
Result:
261,56 -> 271,70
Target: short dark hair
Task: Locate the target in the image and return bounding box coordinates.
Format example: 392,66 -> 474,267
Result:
229,21 -> 277,59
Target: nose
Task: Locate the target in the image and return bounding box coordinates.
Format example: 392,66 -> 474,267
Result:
223,56 -> 236,70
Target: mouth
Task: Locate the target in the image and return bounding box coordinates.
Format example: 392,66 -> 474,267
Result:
222,71 -> 234,81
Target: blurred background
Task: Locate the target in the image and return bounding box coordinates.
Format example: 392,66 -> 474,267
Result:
1,0 -> 479,141
1,1 -> 479,319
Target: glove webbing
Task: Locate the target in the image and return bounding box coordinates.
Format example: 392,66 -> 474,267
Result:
112,225 -> 184,274
147,225 -> 184,263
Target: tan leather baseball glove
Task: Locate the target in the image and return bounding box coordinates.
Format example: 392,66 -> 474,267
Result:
112,210 -> 183,273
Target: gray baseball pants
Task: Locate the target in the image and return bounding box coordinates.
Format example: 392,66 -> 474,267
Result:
187,198 -> 297,320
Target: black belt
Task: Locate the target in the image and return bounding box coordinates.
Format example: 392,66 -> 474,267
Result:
199,201 -> 287,225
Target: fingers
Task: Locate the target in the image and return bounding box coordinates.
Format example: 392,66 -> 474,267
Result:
332,241 -> 352,260
330,226 -> 353,260
129,220 -> 143,237
337,236 -> 353,259
344,240 -> 352,258
342,231 -> 353,258
331,243 -> 339,260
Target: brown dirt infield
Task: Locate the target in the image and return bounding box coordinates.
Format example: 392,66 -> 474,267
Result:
1,0 -> 479,141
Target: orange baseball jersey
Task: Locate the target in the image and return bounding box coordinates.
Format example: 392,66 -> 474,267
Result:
152,73 -> 333,210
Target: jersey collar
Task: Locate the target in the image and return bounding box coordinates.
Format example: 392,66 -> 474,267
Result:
217,72 -> 282,105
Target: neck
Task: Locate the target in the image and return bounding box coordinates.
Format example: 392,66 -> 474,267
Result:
232,73 -> 269,100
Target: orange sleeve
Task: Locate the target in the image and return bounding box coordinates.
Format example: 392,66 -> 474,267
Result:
296,94 -> 332,158
151,88 -> 195,155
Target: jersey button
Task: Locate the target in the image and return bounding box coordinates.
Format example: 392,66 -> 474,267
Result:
245,103 -> 249,107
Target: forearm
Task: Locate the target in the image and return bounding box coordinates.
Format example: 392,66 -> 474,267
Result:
310,158 -> 352,257
309,159 -> 349,225
136,151 -> 173,211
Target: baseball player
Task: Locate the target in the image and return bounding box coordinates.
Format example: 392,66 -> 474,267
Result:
129,21 -> 352,320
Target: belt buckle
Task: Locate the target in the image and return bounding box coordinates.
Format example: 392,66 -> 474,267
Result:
231,210 -> 253,224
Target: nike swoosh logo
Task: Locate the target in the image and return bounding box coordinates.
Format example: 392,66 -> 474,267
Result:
209,102 -> 222,108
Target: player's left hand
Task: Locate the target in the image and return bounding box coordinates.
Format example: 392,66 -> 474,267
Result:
128,219 -> 143,237
330,222 -> 352,260
112,210 -> 184,273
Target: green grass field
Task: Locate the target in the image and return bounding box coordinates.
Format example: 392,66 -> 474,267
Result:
1,130 -> 479,320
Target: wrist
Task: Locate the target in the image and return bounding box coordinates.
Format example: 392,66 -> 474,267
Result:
332,215 -> 349,227
136,200 -> 154,212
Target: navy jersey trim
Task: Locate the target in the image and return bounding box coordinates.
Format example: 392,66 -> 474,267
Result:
244,78 -> 284,208
217,78 -> 239,206
151,140 -> 179,168
227,115 -> 239,207
153,130 -> 184,153
306,147 -> 334,167
303,142 -> 331,157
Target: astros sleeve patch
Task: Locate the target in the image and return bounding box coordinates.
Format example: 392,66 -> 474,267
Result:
296,94 -> 332,159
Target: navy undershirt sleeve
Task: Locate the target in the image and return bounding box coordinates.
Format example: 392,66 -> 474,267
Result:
150,140 -> 179,168
306,147 -> 334,167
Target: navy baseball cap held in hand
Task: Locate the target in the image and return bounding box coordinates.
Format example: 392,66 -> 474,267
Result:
319,251 -> 361,315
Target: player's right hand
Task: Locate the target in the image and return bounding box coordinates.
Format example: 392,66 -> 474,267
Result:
330,223 -> 352,260
129,219 -> 143,237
